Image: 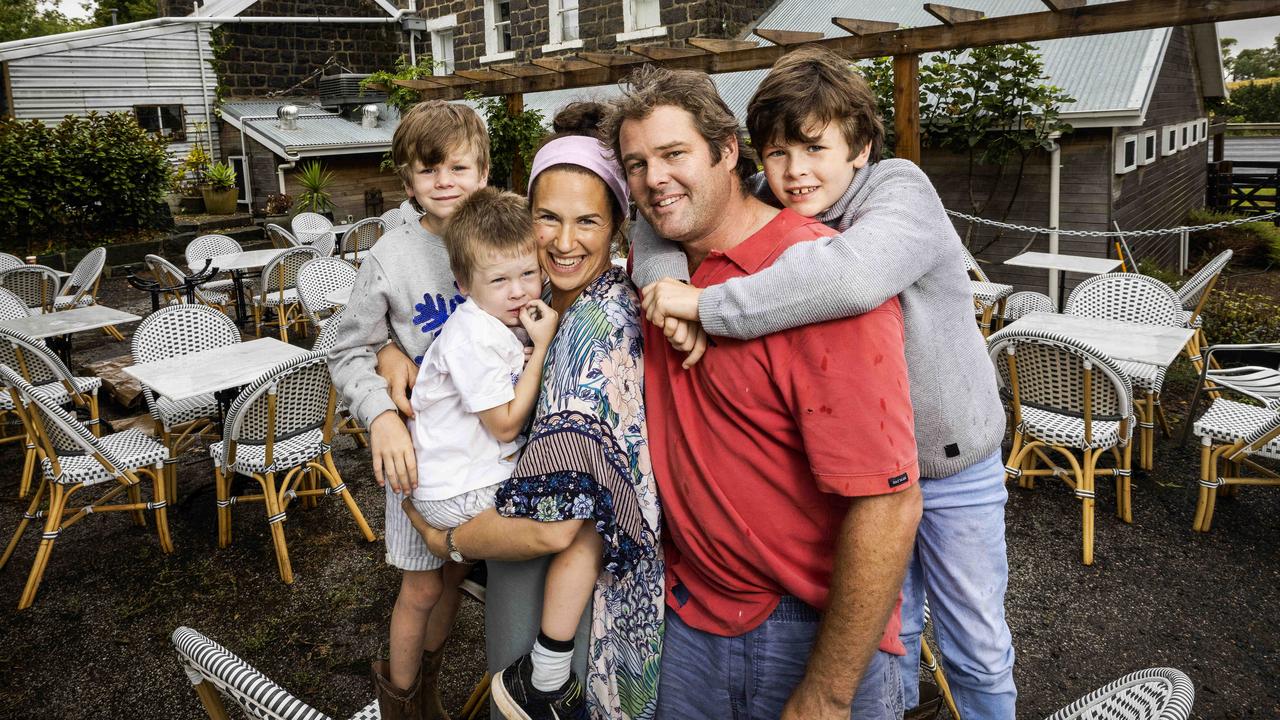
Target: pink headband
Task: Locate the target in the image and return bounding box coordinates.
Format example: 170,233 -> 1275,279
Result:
527,135 -> 630,214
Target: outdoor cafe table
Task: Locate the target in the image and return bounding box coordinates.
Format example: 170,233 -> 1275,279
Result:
122,337 -> 308,425
1003,251 -> 1123,308
1003,311 -> 1195,469
191,248 -> 291,326
0,305 -> 141,365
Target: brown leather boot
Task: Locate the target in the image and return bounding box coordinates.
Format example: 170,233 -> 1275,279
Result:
419,647 -> 452,720
372,659 -> 423,720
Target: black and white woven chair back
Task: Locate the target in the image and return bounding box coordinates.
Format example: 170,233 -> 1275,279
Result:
297,257 -> 356,326
989,327 -> 1134,422
171,627 -> 331,720
62,247 -> 106,305
262,247 -> 321,296
145,254 -> 226,306
1239,400 -> 1280,451
1176,249 -> 1231,312
0,363 -> 116,466
185,234 -> 243,268
132,304 -> 241,423
1004,291 -> 1056,322
308,232 -> 337,258
1042,667 -> 1194,720
340,217 -> 383,258
399,198 -> 422,224
379,206 -> 404,228
0,253 -> 22,271
222,352 -> 332,453
0,326 -> 75,388
0,287 -> 30,320
311,307 -> 348,353
960,245 -> 991,282
1064,273 -> 1182,326
0,265 -> 61,311
293,212 -> 332,239
265,223 -> 301,249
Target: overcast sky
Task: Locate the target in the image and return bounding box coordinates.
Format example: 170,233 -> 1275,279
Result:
48,1 -> 1280,51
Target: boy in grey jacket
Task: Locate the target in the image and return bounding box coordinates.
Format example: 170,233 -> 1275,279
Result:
633,47 -> 1016,718
327,99 -> 490,719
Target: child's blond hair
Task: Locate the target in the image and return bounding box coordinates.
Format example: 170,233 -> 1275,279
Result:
392,100 -> 490,186
442,187 -> 535,287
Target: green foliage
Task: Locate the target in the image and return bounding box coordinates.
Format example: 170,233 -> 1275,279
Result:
1215,80 -> 1280,123
0,0 -> 88,43
295,161 -> 336,213
859,56 -> 896,158
265,193 -> 293,215
0,112 -> 170,255
88,0 -> 157,27
1201,289 -> 1280,346
1230,41 -> 1280,81
363,55 -> 438,115
205,161 -> 237,192
1186,209 -> 1280,268
467,92 -> 546,189
175,129 -> 212,193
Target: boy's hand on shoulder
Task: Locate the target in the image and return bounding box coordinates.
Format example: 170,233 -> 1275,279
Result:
519,299 -> 559,349
642,278 -> 703,325
376,343 -> 417,418
663,317 -> 708,369
370,411 -> 418,493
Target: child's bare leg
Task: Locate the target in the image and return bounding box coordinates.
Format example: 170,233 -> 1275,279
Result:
541,523 -> 602,640
389,568 -> 442,689
424,561 -> 468,651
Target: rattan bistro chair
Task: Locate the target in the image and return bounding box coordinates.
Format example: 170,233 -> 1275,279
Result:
379,206 -> 405,228
173,627 -> 380,720
253,246 -> 320,342
292,211 -> 333,239
1042,667 -> 1194,720
962,246 -> 1014,337
0,265 -> 61,314
55,247 -> 124,340
989,327 -> 1135,565
1175,249 -> 1232,373
0,326 -> 104,498
1065,272 -> 1183,470
0,363 -> 171,610
185,234 -> 255,297
265,223 -> 302,249
145,254 -> 235,314
338,217 -> 383,265
1003,291 -> 1056,323
311,307 -> 368,448
296,257 -> 356,332
0,253 -> 22,271
0,289 -> 33,474
210,352 -> 375,583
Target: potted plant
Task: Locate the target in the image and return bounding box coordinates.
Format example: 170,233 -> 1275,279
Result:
263,192 -> 293,224
176,143 -> 211,213
202,161 -> 239,214
295,161 -> 336,219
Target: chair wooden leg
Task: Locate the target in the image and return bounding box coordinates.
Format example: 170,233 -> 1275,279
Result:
1004,429 -> 1024,485
214,465 -> 233,549
321,453 -> 376,542
1,478 -> 46,570
18,435 -> 37,498
147,465 -> 174,554
18,483 -> 70,610
1193,439 -> 1213,532
126,479 -> 147,527
88,394 -> 101,438
1080,449 -> 1095,566
920,637 -> 960,720
1202,449 -> 1225,532
102,324 -> 126,342
278,310 -> 289,343
1155,396 -> 1171,438
191,679 -> 232,720
261,472 -> 295,584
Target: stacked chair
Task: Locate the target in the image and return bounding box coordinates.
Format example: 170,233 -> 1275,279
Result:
962,246 -> 1014,337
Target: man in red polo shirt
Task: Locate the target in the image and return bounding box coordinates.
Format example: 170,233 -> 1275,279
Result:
606,66 -> 923,720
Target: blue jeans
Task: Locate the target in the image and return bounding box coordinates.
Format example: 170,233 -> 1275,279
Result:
657,596 -> 904,719
898,451 -> 1017,719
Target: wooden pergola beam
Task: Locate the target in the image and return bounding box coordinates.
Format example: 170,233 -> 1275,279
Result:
628,44 -> 708,60
755,29 -> 825,46
399,0 -> 1280,100
1041,0 -> 1086,9
577,51 -> 646,68
832,18 -> 900,36
454,68 -> 509,82
924,3 -> 986,26
687,37 -> 759,53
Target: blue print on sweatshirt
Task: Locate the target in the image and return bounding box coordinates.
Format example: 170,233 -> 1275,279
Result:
411,285 -> 466,364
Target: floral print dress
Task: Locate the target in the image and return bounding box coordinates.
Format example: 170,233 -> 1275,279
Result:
495,266 -> 663,720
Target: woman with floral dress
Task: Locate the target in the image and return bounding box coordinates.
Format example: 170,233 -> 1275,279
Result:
401,103 -> 662,720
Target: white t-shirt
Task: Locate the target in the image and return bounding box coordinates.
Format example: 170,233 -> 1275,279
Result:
410,300 -> 527,501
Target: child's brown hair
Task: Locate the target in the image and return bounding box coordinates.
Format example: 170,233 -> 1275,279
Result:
747,46 -> 884,163
442,187 -> 535,288
392,100 -> 490,186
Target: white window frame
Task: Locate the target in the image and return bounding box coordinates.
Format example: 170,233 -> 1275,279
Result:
544,0 -> 583,52
481,0 -> 515,64
427,15 -> 457,76
1179,121 -> 1192,149
1139,130 -> 1158,165
1197,117 -> 1209,144
1190,120 -> 1199,144
619,0 -> 665,42
1162,125 -> 1178,156
1115,134 -> 1138,175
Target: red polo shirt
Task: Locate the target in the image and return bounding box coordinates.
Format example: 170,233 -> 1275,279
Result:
643,209 -> 918,655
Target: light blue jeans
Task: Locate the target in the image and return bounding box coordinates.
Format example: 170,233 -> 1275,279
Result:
898,450 -> 1017,719
658,596 -> 904,719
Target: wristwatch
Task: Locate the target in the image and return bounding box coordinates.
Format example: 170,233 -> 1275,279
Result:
446,527 -> 466,563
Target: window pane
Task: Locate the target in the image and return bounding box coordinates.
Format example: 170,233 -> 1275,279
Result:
1124,142 -> 1135,167
633,0 -> 660,28
134,106 -> 161,132
498,0 -> 510,22
500,25 -> 511,52
563,8 -> 579,41
159,106 -> 183,135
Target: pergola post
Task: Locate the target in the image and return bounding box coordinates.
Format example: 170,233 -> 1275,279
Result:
893,53 -> 921,163
506,92 -> 526,190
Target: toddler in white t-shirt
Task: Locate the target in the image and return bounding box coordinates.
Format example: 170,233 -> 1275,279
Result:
408,188 -> 558,532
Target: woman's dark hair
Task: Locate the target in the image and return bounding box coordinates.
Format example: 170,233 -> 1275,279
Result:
529,102 -> 626,232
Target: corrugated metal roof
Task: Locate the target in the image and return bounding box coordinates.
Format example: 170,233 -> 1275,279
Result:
523,0 -> 1183,127
220,99 -> 400,157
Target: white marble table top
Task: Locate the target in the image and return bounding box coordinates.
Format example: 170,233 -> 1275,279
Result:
1003,252 -> 1122,275
192,248 -> 290,273
1004,312 -> 1195,368
330,223 -> 352,236
0,305 -> 141,339
325,286 -> 351,306
122,337 -> 308,402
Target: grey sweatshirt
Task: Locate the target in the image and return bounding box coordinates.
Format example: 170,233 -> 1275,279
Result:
631,159 -> 1004,478
328,219 -> 464,429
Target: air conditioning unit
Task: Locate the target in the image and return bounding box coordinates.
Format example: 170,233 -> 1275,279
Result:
318,73 -> 386,108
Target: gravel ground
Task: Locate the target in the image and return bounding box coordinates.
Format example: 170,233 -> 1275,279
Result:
0,273 -> 1276,719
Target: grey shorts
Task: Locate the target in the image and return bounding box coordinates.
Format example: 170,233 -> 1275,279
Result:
384,482 -> 500,572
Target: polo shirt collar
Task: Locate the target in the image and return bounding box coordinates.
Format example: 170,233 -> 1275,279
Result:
715,209 -> 807,274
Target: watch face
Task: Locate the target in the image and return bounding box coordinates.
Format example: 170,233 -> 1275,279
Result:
449,550 -> 464,563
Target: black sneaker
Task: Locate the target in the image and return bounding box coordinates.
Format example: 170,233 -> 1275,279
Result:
459,559 -> 487,604
491,652 -> 586,720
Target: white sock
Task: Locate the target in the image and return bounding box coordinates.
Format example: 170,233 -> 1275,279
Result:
530,636 -> 574,692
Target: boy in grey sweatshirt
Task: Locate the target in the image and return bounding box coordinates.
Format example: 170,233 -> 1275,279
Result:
631,48 -> 1016,718
327,99 -> 490,719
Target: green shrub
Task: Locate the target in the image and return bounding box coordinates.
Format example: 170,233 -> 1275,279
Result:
1201,288 -> 1280,346
0,111 -> 170,255
1215,81 -> 1280,123
1186,209 -> 1280,268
